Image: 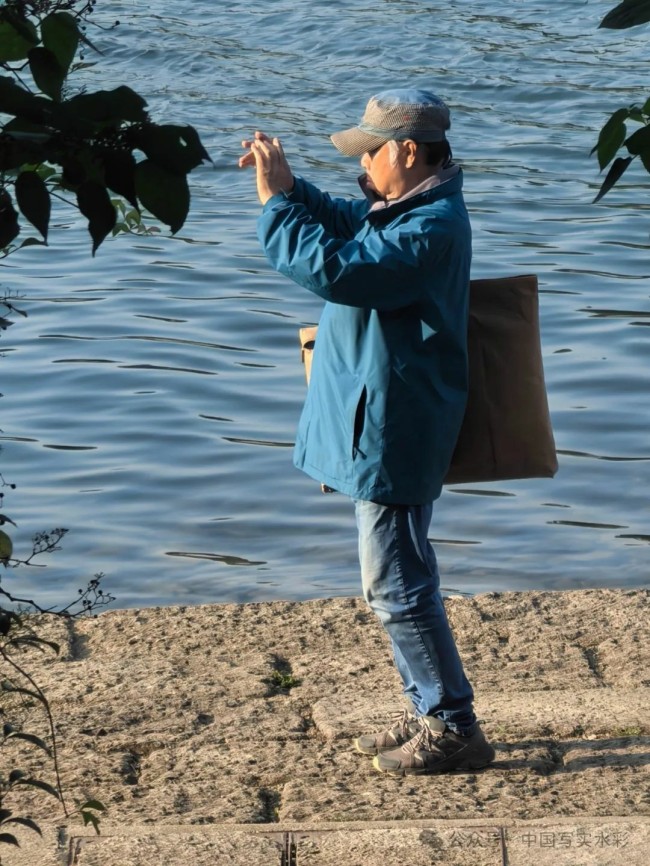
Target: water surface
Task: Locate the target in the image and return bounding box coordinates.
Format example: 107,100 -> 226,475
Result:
2,0 -> 649,608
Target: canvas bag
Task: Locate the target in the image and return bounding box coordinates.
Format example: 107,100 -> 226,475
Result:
299,274 -> 558,486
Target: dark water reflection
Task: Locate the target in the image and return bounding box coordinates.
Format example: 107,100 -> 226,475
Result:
1,0 -> 649,608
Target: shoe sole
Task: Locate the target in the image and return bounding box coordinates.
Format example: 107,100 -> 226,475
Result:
372,746 -> 496,776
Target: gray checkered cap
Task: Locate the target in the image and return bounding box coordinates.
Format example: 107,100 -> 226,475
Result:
330,88 -> 450,157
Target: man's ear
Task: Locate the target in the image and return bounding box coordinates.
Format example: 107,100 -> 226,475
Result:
404,140 -> 419,168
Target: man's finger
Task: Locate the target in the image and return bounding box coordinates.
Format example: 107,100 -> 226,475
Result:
253,139 -> 274,160
238,152 -> 256,168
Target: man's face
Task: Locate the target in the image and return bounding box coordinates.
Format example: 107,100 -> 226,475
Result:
360,140 -> 411,201
361,142 -> 395,199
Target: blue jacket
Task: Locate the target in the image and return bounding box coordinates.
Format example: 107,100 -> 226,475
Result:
257,170 -> 471,504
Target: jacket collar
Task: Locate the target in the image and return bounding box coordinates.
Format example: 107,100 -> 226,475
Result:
359,166 -> 463,223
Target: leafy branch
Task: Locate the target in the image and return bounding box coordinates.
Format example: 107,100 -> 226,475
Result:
0,2 -> 208,856
592,99 -> 650,202
1,609 -> 106,850
593,0 -> 650,201
0,0 -> 210,255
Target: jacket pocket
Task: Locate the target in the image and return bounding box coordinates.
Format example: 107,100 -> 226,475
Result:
352,386 -> 367,459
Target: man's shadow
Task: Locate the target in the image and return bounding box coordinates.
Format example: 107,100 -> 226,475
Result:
491,736 -> 650,772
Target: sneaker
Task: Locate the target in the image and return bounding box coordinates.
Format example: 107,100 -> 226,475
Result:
372,716 -> 495,775
354,709 -> 422,756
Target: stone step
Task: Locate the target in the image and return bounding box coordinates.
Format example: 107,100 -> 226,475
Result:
313,688 -> 649,741
13,819 -> 649,866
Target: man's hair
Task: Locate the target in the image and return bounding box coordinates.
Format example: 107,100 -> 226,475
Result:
420,140 -> 452,167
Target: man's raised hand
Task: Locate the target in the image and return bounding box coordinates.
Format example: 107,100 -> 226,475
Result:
239,131 -> 294,204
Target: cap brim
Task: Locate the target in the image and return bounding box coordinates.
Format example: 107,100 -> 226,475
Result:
330,127 -> 389,157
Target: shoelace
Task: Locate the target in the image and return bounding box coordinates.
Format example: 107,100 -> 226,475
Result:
390,708 -> 417,738
402,722 -> 444,756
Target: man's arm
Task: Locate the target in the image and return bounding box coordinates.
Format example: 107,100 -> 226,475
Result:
258,195 -> 457,312
282,176 -> 367,240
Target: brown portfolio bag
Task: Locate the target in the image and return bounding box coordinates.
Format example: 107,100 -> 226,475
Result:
299,274 -> 558,485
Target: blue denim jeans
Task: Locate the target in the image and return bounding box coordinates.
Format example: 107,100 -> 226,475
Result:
354,499 -> 477,735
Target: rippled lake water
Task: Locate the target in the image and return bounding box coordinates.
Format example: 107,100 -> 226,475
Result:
1,0 -> 649,608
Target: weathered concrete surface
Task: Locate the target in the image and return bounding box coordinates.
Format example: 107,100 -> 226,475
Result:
3,589 -> 648,865
13,819 -> 650,866
70,823 -> 504,866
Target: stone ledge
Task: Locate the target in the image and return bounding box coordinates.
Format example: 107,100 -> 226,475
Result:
3,589 -> 648,864
15,818 -> 650,866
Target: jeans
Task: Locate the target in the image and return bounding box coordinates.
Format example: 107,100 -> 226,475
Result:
354,498 -> 477,735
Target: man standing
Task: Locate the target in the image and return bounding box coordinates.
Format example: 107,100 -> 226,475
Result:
239,89 -> 494,776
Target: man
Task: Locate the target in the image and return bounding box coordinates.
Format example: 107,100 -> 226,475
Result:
239,88 -> 494,776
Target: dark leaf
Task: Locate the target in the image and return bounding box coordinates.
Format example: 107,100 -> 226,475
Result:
0,514 -> 17,526
15,171 -> 50,241
1,681 -> 46,706
0,76 -> 51,124
0,20 -> 34,63
76,181 -> 117,255
28,47 -> 65,103
2,722 -> 15,735
0,189 -> 20,249
640,148 -> 650,173
105,85 -> 148,122
100,149 -> 138,209
0,317 -> 14,329
18,237 -> 46,249
2,117 -> 51,137
14,778 -> 61,800
0,527 -> 13,562
0,135 -> 49,171
135,161 -> 190,233
600,0 -> 650,29
643,96 -> 650,116
41,12 -> 79,75
0,832 -> 20,846
3,817 -> 41,836
0,809 -> 12,823
0,9 -> 38,46
48,101 -> 96,138
6,731 -> 52,756
625,123 -> 650,155
62,157 -> 87,188
0,123 -> 52,168
131,124 -> 209,175
592,108 -> 628,170
0,136 -> 25,171
64,86 -> 147,126
593,156 -> 633,203
177,124 -> 212,165
0,14 -> 37,62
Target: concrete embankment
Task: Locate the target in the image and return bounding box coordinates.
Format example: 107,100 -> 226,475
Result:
5,588 -> 649,865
